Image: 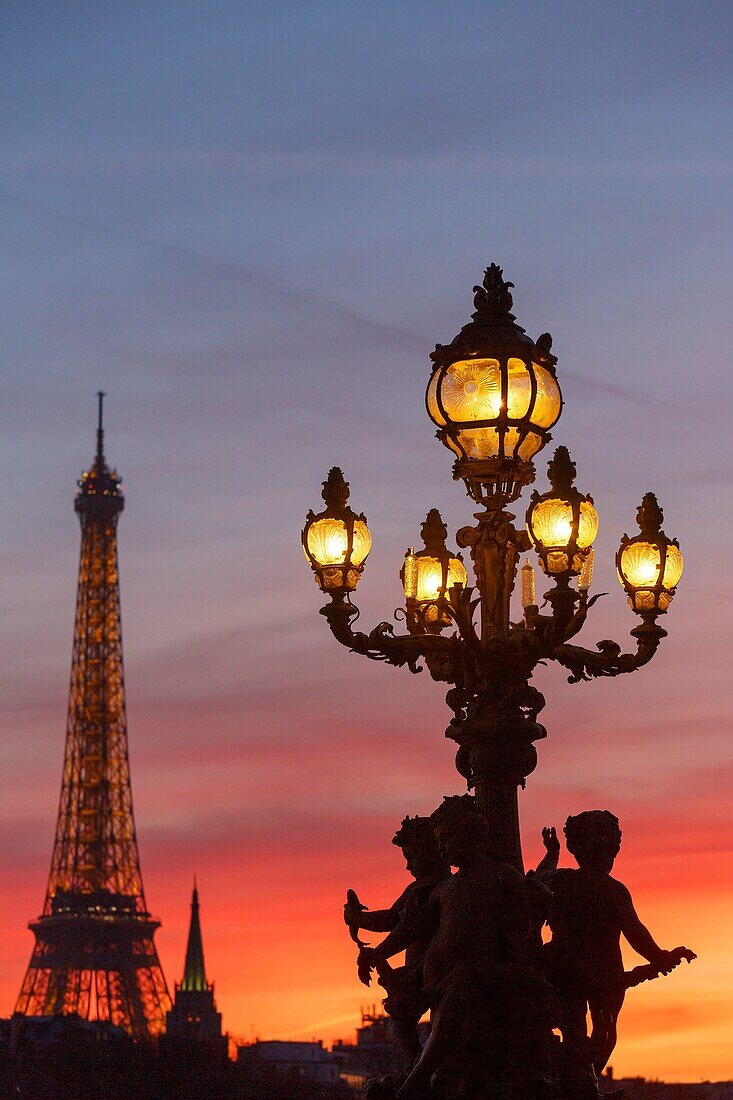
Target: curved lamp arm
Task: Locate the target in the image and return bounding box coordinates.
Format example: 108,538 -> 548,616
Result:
320,598 -> 463,680
551,618 -> 667,684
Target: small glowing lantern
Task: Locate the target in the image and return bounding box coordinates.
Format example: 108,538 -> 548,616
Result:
302,467 -> 371,595
617,493 -> 683,615
401,509 -> 467,632
427,264 -> 562,504
526,447 -> 598,578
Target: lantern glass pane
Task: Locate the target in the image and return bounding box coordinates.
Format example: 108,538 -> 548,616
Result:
447,557 -> 468,591
578,548 -> 595,590
415,555 -> 467,601
351,519 -> 372,566
426,372 -> 446,426
443,434 -> 463,457
306,517 -> 371,567
440,359 -> 502,422
662,543 -> 683,589
518,431 -> 543,460
578,501 -> 599,549
503,427 -> 521,457
620,541 -> 661,589
530,499 -> 573,548
306,518 -> 349,566
456,427 -> 500,459
416,557 -> 443,601
506,358 -> 532,419
531,364 -> 562,429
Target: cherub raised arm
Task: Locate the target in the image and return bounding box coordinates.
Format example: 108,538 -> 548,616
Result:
542,810 -> 695,1096
537,825 -> 560,874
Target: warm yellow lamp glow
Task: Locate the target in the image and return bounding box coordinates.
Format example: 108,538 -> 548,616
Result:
618,541 -> 683,612
528,498 -> 598,554
427,357 -> 561,463
401,510 -> 467,632
305,517 -> 371,567
402,552 -> 467,602
525,447 -> 598,578
435,359 -> 503,422
616,493 -> 683,615
302,468 -> 371,595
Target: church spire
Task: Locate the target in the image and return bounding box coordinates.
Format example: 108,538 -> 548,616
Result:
181,878 -> 210,993
165,879 -> 225,1051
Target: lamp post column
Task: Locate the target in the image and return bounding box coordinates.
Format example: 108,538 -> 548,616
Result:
452,507 -> 538,873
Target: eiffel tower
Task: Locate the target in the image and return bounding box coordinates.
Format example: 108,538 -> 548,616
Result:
15,394 -> 171,1038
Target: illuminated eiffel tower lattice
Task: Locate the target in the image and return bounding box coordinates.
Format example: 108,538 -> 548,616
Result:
15,395 -> 171,1038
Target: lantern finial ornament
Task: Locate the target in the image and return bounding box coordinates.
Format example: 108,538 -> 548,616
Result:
547,446 -> 577,496
420,508 -> 449,553
636,491 -> 665,537
472,264 -> 515,322
321,466 -> 350,511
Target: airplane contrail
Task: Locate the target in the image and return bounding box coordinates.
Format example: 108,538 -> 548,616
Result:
1,189 -> 687,412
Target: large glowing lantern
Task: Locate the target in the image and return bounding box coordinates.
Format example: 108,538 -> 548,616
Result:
427,264 -> 562,504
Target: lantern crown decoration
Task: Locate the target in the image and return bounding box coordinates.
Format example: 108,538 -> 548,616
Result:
471,263 -> 516,325
636,491 -> 665,537
547,446 -> 577,495
321,466 -> 350,513
430,264 -> 555,366
420,508 -> 449,554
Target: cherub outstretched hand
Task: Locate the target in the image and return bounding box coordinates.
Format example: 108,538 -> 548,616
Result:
533,826 -> 561,876
542,826 -> 560,858
344,888 -> 368,929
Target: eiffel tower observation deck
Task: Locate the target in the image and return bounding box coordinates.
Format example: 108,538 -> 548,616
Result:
15,394 -> 171,1038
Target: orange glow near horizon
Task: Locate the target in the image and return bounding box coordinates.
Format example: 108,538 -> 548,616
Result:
3,689 -> 732,1083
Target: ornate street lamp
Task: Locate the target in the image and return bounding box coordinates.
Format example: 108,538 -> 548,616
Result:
302,264 -> 683,872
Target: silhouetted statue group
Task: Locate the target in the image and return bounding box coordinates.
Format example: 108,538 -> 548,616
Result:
345,797 -> 694,1100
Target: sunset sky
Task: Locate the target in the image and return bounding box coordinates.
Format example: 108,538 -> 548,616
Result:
1,0 -> 732,1082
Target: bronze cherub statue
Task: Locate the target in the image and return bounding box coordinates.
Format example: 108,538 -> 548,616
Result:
344,815 -> 450,1069
535,811 -> 696,1097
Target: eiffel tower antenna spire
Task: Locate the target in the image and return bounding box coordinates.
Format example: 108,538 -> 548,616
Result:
96,390 -> 106,467
15,397 -> 170,1037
